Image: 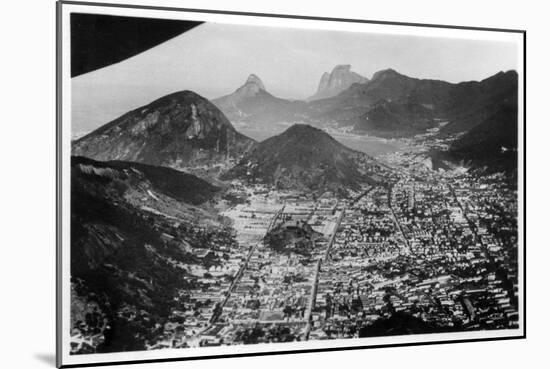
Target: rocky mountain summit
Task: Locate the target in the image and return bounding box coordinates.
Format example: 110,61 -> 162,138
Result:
213,74 -> 306,126
309,64 -> 368,101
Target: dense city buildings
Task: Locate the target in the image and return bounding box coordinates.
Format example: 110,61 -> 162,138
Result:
122,154 -> 518,349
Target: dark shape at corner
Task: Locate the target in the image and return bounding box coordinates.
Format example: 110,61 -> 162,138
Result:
70,13 -> 203,77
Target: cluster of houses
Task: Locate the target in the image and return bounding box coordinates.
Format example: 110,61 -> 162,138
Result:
148,165 -> 519,348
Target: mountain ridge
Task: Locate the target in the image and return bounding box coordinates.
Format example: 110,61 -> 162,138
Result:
311,69 -> 518,138
212,68 -> 517,140
73,90 -> 255,172
212,74 -> 307,127
70,155 -> 233,352
440,103 -> 518,174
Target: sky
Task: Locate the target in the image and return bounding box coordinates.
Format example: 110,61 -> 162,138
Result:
72,22 -> 519,134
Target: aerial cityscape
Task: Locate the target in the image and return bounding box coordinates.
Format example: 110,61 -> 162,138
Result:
68,15 -> 521,355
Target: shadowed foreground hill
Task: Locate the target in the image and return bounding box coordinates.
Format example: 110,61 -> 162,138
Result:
70,156 -> 231,353
222,124 -> 380,193
73,156 -> 220,205
441,104 -> 518,174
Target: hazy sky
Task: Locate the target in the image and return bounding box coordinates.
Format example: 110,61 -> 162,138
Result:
72,22 -> 518,134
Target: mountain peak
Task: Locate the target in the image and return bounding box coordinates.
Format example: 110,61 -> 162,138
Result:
371,68 -> 402,80
309,64 -> 368,101
283,124 -> 330,138
480,69 -> 518,85
213,73 -> 304,126
222,123 -> 375,192
245,74 -> 265,90
332,64 -> 352,73
72,90 -> 255,169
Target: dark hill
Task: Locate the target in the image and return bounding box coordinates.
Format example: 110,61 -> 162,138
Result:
70,156 -> 231,352
439,70 -> 518,135
444,103 -> 518,174
73,90 -> 255,170
354,99 -> 437,136
222,124 -> 379,192
264,221 -> 322,256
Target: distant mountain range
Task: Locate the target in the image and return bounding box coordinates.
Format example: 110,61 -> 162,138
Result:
73,66 -> 518,178
309,68 -> 518,138
308,68 -> 446,135
222,124 -> 380,193
211,67 -> 518,141
73,90 -> 255,171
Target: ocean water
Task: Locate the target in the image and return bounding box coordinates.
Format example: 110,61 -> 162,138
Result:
333,134 -> 408,156
237,126 -> 408,157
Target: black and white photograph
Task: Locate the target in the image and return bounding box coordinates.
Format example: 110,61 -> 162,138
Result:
56,1 -> 525,367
